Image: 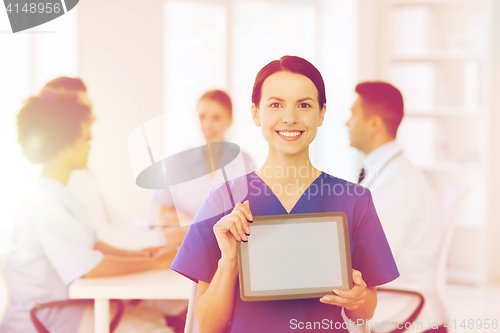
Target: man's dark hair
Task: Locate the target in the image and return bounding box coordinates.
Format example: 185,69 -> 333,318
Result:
355,81 -> 404,137
17,90 -> 92,165
43,77 -> 87,92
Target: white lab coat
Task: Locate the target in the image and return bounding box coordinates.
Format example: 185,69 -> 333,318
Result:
0,176 -> 104,333
68,169 -> 166,250
360,141 -> 445,332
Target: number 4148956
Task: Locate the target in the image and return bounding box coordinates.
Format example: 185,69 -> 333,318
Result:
6,3 -> 62,14
444,319 -> 498,330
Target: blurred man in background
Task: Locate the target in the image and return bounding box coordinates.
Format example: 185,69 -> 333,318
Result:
346,81 -> 445,332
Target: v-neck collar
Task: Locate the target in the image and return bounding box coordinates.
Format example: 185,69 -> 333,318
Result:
250,171 -> 324,214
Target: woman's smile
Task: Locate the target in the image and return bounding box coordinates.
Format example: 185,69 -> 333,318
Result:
276,130 -> 304,141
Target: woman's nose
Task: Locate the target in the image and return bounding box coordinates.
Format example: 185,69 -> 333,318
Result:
202,119 -> 213,130
281,107 -> 298,124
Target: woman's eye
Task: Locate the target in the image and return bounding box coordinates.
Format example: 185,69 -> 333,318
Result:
270,103 -> 282,108
299,103 -> 311,108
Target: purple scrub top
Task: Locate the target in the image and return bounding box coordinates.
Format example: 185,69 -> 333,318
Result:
171,172 -> 399,333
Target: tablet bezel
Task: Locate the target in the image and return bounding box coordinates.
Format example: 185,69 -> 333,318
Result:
237,212 -> 353,302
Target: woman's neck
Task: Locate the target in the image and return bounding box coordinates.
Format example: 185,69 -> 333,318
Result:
256,146 -> 322,213
257,146 -> 321,185
41,161 -> 73,186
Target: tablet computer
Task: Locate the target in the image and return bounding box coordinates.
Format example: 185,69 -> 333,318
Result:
237,212 -> 352,302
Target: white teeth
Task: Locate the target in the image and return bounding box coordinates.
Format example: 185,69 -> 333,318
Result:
278,131 -> 301,137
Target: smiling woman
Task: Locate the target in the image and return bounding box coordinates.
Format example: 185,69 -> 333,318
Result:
170,56 -> 400,333
251,70 -> 325,173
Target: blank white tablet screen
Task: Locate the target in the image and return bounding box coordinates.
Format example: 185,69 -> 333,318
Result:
248,221 -> 342,291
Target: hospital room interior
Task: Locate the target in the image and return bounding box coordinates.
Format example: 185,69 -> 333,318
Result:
1,0 -> 499,332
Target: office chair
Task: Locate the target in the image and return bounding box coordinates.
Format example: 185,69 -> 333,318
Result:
30,299 -> 125,333
373,288 -> 425,333
373,184 -> 469,333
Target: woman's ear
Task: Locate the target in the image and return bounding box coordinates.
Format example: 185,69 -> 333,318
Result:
318,104 -> 326,127
251,104 -> 261,127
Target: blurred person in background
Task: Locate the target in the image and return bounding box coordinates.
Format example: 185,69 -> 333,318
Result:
346,81 -> 445,332
41,77 -> 189,332
150,89 -> 254,230
0,90 -> 178,332
148,91 -> 254,330
43,77 -> 175,250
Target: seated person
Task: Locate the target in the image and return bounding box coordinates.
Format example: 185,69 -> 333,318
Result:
151,89 -> 254,229
0,90 -> 177,333
42,77 -> 181,250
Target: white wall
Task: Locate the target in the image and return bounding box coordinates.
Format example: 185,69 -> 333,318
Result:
312,0 -> 359,181
78,0 -> 165,220
77,0 -> 360,219
485,0 -> 500,284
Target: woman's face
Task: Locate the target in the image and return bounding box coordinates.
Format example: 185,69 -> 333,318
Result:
251,71 -> 326,157
64,115 -> 94,170
197,99 -> 232,142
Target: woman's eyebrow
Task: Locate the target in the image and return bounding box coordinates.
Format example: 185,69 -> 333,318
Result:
296,97 -> 314,103
267,96 -> 285,102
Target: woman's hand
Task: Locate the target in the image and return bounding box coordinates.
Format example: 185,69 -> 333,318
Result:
319,269 -> 368,310
140,245 -> 165,257
152,245 -> 179,269
213,200 -> 253,261
162,227 -> 188,247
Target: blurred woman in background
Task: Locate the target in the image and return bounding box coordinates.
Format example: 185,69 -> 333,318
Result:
151,90 -> 254,229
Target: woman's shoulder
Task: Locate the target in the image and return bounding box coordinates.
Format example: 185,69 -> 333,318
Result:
210,171 -> 256,191
195,172 -> 256,219
210,172 -> 255,199
314,172 -> 374,218
318,172 -> 371,196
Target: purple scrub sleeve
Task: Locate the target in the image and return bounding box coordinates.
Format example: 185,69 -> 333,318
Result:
171,172 -> 399,333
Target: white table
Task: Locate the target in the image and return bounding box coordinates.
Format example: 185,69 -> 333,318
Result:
69,269 -> 191,333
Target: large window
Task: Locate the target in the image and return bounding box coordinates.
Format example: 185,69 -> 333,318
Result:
164,0 -> 316,166
0,8 -> 78,253
163,0 -> 358,179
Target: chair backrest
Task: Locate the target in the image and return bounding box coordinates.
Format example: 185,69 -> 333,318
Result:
184,281 -> 200,333
0,256 -> 10,325
435,184 -> 469,316
30,299 -> 124,333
